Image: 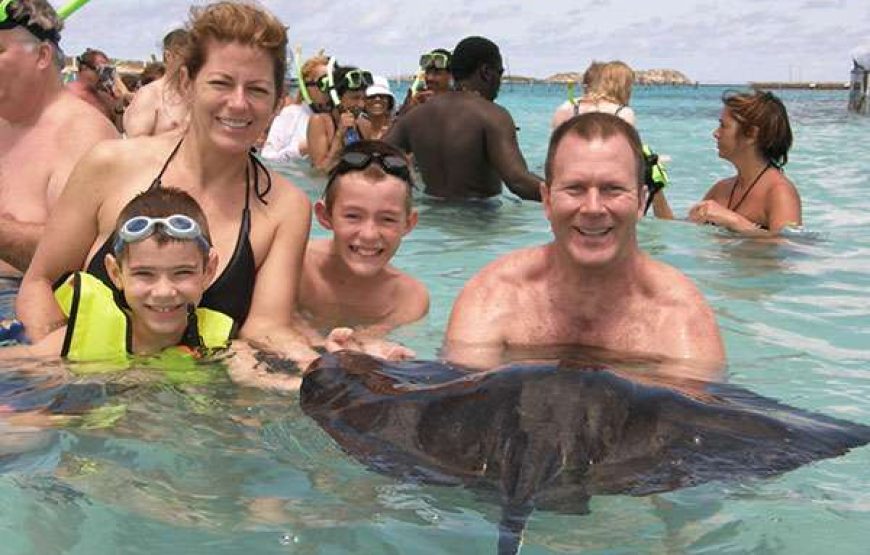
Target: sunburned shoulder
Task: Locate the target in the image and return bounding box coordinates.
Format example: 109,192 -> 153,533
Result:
466,246 -> 548,295
642,257 -> 710,310
46,92 -> 116,136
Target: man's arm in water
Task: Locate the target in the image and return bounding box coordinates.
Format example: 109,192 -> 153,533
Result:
443,268 -> 509,370
485,105 -> 543,201
0,218 -> 44,273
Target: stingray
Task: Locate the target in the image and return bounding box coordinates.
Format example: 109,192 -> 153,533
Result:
300,351 -> 870,554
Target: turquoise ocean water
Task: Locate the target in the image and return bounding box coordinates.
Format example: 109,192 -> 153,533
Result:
0,84 -> 868,553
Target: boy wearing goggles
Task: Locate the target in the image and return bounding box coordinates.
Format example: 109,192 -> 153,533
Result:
299,141 -> 428,358
4,188 -> 230,361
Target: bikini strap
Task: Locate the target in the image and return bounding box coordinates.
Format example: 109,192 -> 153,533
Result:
150,137 -> 185,190
614,105 -> 626,116
248,149 -> 272,206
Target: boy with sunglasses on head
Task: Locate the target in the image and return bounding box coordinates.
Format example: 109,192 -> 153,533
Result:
299,140 -> 429,357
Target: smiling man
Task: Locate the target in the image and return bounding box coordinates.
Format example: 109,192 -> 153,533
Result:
444,113 -> 724,377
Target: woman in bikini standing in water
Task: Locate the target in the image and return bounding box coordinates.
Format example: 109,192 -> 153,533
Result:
688,90 -> 801,234
18,2 -> 318,364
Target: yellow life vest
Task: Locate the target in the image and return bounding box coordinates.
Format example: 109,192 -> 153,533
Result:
54,272 -> 234,362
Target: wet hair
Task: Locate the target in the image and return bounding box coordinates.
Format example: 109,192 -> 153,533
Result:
324,141 -> 414,214
140,62 -> 166,86
722,90 -> 793,167
77,48 -> 108,70
162,28 -> 190,54
450,36 -> 500,81
174,1 -> 288,107
5,0 -> 64,67
591,61 -> 634,106
114,187 -> 212,262
6,0 -> 62,38
546,112 -> 645,187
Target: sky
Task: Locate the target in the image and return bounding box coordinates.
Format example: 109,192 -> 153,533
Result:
53,0 -> 870,84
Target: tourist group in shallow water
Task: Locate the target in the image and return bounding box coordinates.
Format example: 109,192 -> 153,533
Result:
0,0 -> 804,386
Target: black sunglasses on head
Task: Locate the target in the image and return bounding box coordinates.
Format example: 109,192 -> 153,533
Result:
325,150 -> 415,194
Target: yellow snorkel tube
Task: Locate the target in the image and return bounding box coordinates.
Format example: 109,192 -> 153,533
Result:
57,0 -> 93,19
567,80 -> 576,104
292,45 -> 314,106
410,68 -> 425,97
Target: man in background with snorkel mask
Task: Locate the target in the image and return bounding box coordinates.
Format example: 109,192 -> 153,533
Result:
386,36 -> 542,200
67,47 -> 127,129
397,48 -> 453,115
0,0 -> 118,325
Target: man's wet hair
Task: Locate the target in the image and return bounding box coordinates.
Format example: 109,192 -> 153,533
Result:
450,36 -> 500,81
722,90 -> 793,168
546,112 -> 645,187
114,187 -> 212,262
77,48 -> 108,69
162,28 -> 190,54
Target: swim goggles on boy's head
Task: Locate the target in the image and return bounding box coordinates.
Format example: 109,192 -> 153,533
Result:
325,150 -> 416,193
0,0 -> 61,44
420,52 -> 450,70
112,214 -> 211,255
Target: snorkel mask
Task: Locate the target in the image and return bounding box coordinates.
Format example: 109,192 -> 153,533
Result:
319,58 -> 374,109
0,0 -> 61,44
419,51 -> 450,71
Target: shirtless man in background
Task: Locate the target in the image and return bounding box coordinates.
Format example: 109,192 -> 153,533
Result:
386,36 -> 542,201
0,0 -> 118,316
123,29 -> 190,137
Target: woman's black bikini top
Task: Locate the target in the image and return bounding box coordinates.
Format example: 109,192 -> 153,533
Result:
86,139 -> 273,327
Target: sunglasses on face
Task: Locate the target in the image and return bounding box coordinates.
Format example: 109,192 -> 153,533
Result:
325,150 -> 415,193
420,52 -> 450,70
112,214 -> 210,255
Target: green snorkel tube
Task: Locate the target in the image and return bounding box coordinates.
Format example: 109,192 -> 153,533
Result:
57,0 -> 93,19
292,45 -> 313,106
410,68 -> 425,97
567,80 -> 576,105
642,145 -> 669,215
